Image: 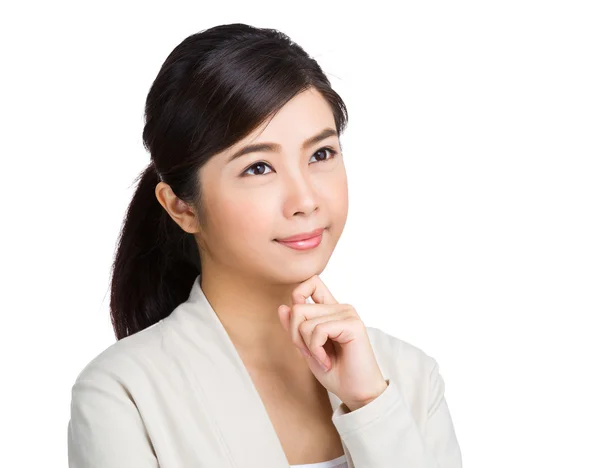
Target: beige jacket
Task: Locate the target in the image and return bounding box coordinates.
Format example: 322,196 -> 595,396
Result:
68,275 -> 462,467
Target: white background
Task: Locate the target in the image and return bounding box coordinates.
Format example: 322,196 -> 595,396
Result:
1,1 -> 599,466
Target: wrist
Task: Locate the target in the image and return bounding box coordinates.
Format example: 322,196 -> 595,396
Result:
345,378 -> 389,412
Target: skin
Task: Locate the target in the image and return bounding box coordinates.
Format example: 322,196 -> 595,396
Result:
155,87 -> 349,371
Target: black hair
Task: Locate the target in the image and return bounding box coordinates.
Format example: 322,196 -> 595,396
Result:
109,23 -> 349,340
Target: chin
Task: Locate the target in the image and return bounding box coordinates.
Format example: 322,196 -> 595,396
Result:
287,258 -> 329,283
263,257 -> 327,286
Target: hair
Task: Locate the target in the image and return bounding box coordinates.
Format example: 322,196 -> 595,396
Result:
109,23 -> 349,340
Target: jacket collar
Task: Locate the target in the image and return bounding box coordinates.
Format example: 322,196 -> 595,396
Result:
165,275 -> 351,467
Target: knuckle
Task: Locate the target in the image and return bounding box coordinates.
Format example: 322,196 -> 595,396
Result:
298,320 -> 310,334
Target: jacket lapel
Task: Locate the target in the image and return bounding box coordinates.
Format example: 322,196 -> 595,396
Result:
169,275 -> 353,468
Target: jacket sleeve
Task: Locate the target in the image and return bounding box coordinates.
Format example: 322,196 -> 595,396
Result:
331,358 -> 462,468
67,366 -> 159,468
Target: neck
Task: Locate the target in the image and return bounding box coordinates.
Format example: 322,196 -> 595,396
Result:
199,265 -> 306,366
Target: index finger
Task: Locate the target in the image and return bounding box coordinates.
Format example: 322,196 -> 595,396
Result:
292,275 -> 338,305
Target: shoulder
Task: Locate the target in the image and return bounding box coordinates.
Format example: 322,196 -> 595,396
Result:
68,323 -> 166,465
71,320 -> 167,387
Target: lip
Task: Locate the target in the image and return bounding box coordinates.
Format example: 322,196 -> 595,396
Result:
276,227 -> 325,242
275,231 -> 324,251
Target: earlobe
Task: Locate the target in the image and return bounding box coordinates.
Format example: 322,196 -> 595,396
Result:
178,214 -> 200,235
183,206 -> 205,236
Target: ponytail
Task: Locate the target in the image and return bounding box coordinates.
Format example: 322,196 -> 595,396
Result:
109,163 -> 200,340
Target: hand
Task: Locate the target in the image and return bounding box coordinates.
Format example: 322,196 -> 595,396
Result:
277,275 -> 389,411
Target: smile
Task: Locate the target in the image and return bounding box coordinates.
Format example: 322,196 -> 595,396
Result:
275,231 -> 324,250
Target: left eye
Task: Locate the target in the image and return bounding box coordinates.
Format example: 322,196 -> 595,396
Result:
309,147 -> 338,163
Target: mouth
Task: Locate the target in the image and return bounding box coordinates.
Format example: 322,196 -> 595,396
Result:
274,227 -> 326,251
275,227 -> 325,243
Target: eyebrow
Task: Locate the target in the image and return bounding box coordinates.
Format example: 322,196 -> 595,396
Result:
226,127 -> 338,164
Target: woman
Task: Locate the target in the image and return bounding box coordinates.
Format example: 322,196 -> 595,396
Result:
67,23 -> 462,468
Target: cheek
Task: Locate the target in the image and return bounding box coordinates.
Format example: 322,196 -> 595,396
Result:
220,195 -> 273,240
322,170 -> 349,213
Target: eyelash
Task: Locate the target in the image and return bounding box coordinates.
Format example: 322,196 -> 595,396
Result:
240,146 -> 339,177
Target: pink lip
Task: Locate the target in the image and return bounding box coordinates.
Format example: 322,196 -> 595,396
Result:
276,232 -> 323,250
276,227 -> 325,243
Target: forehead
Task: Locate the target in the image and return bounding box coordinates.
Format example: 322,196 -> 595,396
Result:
230,88 -> 337,153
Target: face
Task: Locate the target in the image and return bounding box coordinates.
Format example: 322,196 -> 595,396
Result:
196,87 -> 349,285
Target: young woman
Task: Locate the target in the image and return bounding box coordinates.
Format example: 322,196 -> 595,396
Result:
67,23 -> 462,468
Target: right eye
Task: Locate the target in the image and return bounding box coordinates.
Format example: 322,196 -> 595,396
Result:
241,161 -> 274,177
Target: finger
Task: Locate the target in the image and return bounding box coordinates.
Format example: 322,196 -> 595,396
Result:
307,317 -> 360,368
298,309 -> 354,344
292,275 -> 337,306
277,304 -> 291,333
289,303 -> 344,354
298,311 -> 350,363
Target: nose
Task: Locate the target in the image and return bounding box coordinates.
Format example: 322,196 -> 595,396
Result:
281,170 -> 319,218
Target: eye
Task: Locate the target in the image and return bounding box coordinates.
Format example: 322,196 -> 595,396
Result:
242,161 -> 273,177
309,146 -> 338,164
240,146 -> 339,177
